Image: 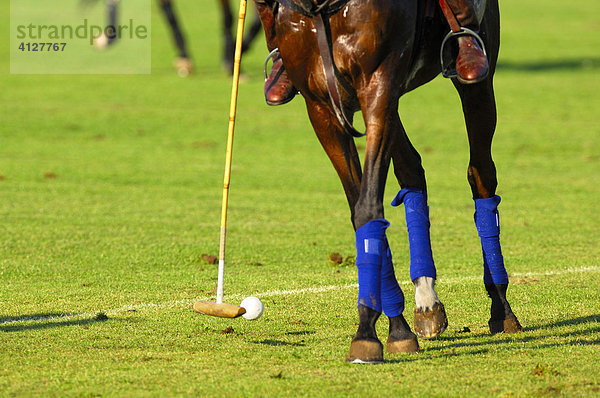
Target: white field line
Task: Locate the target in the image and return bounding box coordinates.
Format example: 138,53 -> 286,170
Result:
1,265 -> 599,326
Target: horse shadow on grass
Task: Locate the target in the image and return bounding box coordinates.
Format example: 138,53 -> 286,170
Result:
251,331 -> 316,347
0,312 -> 111,333
404,314 -> 600,357
254,339 -> 307,347
496,57 -> 600,72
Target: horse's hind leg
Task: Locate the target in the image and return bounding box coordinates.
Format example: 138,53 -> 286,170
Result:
453,78 -> 523,334
389,118 -> 448,339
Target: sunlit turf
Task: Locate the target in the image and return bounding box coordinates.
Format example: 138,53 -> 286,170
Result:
1,0 -> 599,396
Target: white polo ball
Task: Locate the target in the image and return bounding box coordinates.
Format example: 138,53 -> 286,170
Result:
240,296 -> 264,320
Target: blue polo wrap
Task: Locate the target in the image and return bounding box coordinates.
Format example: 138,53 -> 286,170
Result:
355,219 -> 405,315
392,188 -> 436,281
474,195 -> 508,285
381,240 -> 405,317
355,219 -> 386,313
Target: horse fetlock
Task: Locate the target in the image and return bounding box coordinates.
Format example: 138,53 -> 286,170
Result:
485,283 -> 523,334
489,316 -> 523,335
486,285 -> 508,320
356,304 -> 381,336
414,276 -> 440,311
414,302 -> 448,339
388,314 -> 415,339
387,314 -> 420,354
347,305 -> 384,362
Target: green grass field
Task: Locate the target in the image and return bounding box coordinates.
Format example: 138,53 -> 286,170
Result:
1,0 -> 599,396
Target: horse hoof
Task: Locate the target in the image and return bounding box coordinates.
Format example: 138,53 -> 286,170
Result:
386,336 -> 420,354
414,302 -> 448,339
346,339 -> 383,364
174,57 -> 193,77
93,33 -> 110,50
489,316 -> 523,335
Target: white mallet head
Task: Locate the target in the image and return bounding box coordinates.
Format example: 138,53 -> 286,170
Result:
240,296 -> 264,320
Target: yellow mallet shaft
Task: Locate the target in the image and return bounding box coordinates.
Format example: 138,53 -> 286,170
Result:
217,0 -> 248,304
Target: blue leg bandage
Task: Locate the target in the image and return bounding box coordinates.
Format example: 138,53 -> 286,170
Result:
355,219 -> 386,312
392,188 -> 436,281
355,219 -> 405,315
381,240 -> 405,317
474,195 -> 508,285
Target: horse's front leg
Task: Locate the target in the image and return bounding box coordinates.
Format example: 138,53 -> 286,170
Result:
306,100 -> 389,363
349,85 -> 422,359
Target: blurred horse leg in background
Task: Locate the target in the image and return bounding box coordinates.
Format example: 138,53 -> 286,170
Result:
219,0 -> 262,74
92,0 -> 118,49
90,0 -> 192,76
89,0 -> 261,76
158,0 -> 193,77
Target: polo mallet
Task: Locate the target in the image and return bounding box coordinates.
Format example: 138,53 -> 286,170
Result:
193,0 -> 249,319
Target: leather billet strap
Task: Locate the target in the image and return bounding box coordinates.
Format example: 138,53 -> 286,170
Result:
438,0 -> 461,32
313,14 -> 363,137
274,0 -> 364,137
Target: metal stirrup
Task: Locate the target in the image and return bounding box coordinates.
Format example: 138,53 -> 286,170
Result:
440,27 -> 487,79
264,48 -> 281,81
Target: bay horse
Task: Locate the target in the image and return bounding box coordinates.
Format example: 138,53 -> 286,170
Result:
268,0 -> 522,362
